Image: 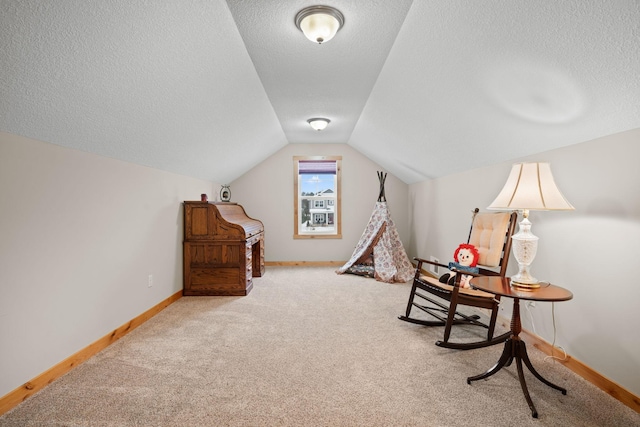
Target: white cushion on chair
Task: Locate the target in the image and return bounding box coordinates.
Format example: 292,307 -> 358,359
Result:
469,212 -> 511,268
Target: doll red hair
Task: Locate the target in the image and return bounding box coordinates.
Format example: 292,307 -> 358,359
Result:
453,243 -> 479,267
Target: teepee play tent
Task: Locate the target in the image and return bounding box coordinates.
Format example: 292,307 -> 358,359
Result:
336,172 -> 414,283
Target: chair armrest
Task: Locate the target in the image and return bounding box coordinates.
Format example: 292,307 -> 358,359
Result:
447,268 -> 503,297
413,257 -> 449,270
449,267 -> 480,277
477,268 -> 500,277
448,266 -> 500,278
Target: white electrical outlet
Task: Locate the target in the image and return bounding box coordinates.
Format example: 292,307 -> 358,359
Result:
148,274 -> 153,288
429,256 -> 439,275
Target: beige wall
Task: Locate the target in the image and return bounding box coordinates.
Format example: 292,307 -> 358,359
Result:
407,128 -> 640,396
0,132 -> 216,397
0,135 -> 407,399
230,143 -> 409,262
3,127 -> 638,402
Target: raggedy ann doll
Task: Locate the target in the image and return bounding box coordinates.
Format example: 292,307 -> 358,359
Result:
438,243 -> 479,288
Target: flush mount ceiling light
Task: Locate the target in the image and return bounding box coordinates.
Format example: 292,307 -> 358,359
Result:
307,118 -> 330,131
295,5 -> 344,44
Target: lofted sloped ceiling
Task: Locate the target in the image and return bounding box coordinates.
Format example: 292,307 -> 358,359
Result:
1,1 -> 639,184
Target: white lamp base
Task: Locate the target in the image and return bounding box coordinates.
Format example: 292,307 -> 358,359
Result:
511,215 -> 540,290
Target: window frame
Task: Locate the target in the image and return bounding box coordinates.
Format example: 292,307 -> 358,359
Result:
293,155 -> 342,239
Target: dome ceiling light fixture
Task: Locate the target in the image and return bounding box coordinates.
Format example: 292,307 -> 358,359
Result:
307,118 -> 331,131
295,5 -> 345,44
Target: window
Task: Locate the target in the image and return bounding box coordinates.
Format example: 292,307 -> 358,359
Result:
294,156 -> 342,239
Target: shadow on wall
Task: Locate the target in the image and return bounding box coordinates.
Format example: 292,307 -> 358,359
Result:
585,198 -> 634,219
407,181 -> 445,260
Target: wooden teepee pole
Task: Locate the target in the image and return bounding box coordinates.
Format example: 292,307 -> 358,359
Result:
377,171 -> 387,202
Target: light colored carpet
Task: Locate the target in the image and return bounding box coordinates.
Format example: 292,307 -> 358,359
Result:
1,266 -> 638,426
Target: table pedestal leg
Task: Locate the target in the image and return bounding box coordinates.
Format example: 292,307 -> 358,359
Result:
466,299 -> 567,418
520,340 -> 568,395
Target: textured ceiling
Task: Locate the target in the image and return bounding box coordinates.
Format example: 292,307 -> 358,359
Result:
1,1 -> 639,184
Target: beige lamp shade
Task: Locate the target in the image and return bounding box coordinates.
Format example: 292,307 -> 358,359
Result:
487,162 -> 574,212
488,162 -> 574,288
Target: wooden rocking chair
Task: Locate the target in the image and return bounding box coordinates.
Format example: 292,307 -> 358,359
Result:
398,209 -> 517,350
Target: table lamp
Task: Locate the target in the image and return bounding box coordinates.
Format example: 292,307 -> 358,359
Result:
487,162 -> 574,289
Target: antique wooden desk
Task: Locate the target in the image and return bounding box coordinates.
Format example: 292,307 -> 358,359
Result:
468,276 -> 573,418
183,201 -> 264,296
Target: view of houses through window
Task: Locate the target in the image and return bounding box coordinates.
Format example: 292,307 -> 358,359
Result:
294,156 -> 342,239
